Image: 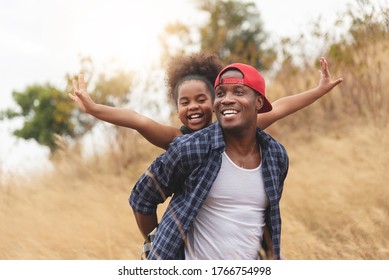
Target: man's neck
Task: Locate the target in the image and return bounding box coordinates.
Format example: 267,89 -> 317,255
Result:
224,130 -> 260,169
223,129 -> 258,154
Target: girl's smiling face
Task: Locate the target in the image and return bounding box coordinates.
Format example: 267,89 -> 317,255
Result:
176,80 -> 214,132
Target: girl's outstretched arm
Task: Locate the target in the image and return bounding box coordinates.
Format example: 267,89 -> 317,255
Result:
68,74 -> 181,150
257,57 -> 343,130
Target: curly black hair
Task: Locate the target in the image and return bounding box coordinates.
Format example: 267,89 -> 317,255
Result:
166,51 -> 223,105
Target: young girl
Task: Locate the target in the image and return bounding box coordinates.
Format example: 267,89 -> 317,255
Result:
69,52 -> 343,150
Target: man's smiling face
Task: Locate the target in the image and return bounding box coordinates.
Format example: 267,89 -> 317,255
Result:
214,69 -> 263,132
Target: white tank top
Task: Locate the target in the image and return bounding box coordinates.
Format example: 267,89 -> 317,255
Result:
185,150 -> 269,259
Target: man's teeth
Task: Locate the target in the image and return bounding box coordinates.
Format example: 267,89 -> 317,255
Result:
222,110 -> 238,116
188,114 -> 202,120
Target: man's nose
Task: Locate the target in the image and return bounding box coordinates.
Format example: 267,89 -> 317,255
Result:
221,91 -> 235,103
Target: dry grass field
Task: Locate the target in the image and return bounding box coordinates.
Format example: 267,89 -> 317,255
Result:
280,122 -> 389,259
1,120 -> 388,260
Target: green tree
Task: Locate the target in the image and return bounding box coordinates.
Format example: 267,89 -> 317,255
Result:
2,84 -> 76,152
1,58 -> 134,153
160,0 -> 276,70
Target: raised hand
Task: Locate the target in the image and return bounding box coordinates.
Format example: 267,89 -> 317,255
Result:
68,74 -> 96,113
318,57 -> 343,92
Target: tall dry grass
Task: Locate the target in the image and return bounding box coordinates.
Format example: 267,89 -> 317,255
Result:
0,129 -> 167,260
280,123 -> 389,259
268,33 -> 389,259
1,120 -> 387,260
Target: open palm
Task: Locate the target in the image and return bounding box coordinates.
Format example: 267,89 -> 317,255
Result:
68,74 -> 95,113
318,57 -> 343,92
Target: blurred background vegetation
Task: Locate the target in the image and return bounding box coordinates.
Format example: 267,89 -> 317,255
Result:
0,0 -> 388,259
1,0 -> 387,153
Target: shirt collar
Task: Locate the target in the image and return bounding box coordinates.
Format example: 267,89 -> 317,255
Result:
210,121 -> 226,150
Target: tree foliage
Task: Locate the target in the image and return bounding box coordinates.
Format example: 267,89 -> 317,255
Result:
1,58 -> 134,152
160,0 -> 276,70
3,84 -> 75,152
197,0 -> 275,69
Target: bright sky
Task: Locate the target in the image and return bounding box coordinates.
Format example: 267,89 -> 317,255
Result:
0,0 -> 359,175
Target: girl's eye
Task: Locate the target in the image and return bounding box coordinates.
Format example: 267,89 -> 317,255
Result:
198,99 -> 206,103
180,101 -> 189,106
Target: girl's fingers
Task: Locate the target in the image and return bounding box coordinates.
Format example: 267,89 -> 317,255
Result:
72,79 -> 79,92
78,74 -> 86,91
321,58 -> 330,78
68,92 -> 77,101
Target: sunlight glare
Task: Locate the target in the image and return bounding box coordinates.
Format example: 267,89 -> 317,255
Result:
71,1 -> 194,71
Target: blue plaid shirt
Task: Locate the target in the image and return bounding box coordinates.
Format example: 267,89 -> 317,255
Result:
129,122 -> 288,260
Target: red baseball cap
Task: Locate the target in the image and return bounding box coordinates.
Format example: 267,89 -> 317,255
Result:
214,63 -> 272,113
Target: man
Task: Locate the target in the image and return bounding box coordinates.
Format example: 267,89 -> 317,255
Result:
129,63 -> 289,260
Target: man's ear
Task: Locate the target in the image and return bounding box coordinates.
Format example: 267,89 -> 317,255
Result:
256,95 -> 264,112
